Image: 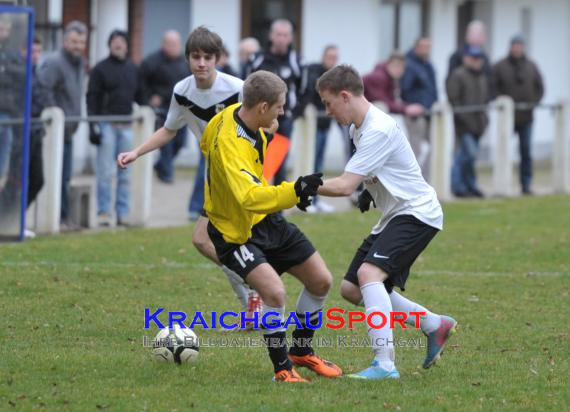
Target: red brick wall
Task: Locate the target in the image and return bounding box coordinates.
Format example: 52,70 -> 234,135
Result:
129,0 -> 144,64
63,0 -> 90,28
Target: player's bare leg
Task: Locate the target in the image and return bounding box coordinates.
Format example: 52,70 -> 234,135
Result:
245,264 -> 307,382
192,216 -> 259,317
192,216 -> 220,263
286,252 -> 342,378
340,279 -> 363,305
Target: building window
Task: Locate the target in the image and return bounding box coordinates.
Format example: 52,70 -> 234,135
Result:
379,0 -> 424,60
241,0 -> 302,52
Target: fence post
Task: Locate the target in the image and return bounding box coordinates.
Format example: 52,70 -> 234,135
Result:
553,100 -> 570,193
429,101 -> 453,201
292,104 -> 317,178
492,96 -> 515,196
130,106 -> 155,226
35,107 -> 64,234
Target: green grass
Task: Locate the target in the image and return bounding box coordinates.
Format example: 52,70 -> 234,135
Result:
1,195 -> 569,411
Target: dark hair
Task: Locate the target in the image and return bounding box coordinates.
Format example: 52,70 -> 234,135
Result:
243,71 -> 287,109
316,64 -> 363,96
33,35 -> 42,45
185,26 -> 223,59
108,29 -> 128,47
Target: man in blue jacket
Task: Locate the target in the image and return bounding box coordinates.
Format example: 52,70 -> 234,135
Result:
401,37 -> 437,177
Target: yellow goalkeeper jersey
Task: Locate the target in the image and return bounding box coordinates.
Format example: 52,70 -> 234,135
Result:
200,103 -> 298,243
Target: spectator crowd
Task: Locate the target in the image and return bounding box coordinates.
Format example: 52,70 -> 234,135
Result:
0,17 -> 545,236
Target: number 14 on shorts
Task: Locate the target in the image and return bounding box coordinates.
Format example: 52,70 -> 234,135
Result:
234,245 -> 254,268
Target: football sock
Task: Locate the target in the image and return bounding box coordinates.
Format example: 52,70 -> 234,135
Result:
261,304 -> 290,372
290,288 -> 326,356
389,291 -> 441,334
361,281 -> 395,371
221,265 -> 250,310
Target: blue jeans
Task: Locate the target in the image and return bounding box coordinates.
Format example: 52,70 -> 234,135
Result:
516,122 -> 533,191
96,123 -> 133,219
0,112 -> 14,178
273,116 -> 293,185
451,133 -> 480,195
188,152 -> 205,215
154,126 -> 187,182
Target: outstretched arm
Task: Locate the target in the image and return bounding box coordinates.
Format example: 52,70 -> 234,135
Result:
117,126 -> 176,168
318,171 -> 364,197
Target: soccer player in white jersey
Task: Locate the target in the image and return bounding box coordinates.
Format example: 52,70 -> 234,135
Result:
118,27 -> 262,323
315,65 -> 457,380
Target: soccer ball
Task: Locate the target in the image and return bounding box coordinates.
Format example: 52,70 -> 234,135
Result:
152,325 -> 199,364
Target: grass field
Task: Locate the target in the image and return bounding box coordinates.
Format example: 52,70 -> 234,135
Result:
1,195 -> 569,411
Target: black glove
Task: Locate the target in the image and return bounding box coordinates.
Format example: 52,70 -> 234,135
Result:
296,194 -> 312,212
89,123 -> 102,145
294,173 -> 323,198
357,189 -> 376,213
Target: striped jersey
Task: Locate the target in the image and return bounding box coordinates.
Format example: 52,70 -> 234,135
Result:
164,71 -> 243,139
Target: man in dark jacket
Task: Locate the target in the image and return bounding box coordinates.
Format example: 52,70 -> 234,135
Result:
401,37 -> 438,175
38,20 -> 87,230
87,30 -> 142,227
244,19 -> 303,185
492,35 -> 544,194
447,46 -> 489,198
140,30 -> 190,183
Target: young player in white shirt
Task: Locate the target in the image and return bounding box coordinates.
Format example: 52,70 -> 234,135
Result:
118,27 -> 262,323
316,65 -> 457,380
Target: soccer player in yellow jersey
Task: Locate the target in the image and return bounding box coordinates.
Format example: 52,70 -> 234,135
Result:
117,27 -> 262,326
200,70 -> 342,382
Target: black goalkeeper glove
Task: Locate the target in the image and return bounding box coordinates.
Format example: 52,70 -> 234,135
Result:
357,189 -> 376,213
296,194 -> 312,212
89,123 -> 102,145
294,173 -> 323,198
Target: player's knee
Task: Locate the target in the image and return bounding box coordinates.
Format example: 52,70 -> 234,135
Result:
261,287 -> 286,308
191,229 -> 208,253
356,262 -> 387,285
340,281 -> 362,305
305,270 -> 332,297
316,272 -> 333,296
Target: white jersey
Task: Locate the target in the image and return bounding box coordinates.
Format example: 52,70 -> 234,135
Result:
345,105 -> 443,234
164,71 -> 243,140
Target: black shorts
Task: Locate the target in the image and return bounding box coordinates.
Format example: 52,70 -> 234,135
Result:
345,215 -> 439,293
207,213 -> 316,280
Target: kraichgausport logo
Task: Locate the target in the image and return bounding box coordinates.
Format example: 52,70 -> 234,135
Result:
144,308 -> 427,330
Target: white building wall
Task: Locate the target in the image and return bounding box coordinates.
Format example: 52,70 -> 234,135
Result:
301,0 -> 382,74
428,0 -> 458,100
190,0 -> 241,69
